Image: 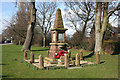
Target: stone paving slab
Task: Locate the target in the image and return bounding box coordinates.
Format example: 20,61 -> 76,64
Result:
68,67 -> 82,69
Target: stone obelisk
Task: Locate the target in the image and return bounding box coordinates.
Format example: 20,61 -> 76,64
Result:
48,8 -> 68,59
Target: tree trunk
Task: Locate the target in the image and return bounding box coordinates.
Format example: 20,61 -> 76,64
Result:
96,52 -> 100,64
100,17 -> 108,54
94,2 -> 108,54
43,35 -> 46,48
82,20 -> 88,36
21,1 -> 36,51
94,2 -> 102,54
21,23 -> 35,51
101,2 -> 109,54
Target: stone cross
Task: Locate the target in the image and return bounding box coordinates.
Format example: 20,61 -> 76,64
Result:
24,51 -> 27,60
96,52 -> 100,64
80,52 -> 83,60
75,53 -> 80,66
64,54 -> 69,68
39,54 -> 44,69
30,52 -> 34,63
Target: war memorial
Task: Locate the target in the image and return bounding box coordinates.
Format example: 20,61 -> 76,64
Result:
23,8 -> 94,70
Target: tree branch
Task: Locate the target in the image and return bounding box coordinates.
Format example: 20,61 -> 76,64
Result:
108,4 -> 120,18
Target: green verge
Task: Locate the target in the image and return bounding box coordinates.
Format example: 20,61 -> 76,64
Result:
2,44 -> 119,78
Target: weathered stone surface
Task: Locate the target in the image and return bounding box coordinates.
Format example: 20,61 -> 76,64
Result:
75,53 -> 80,66
96,52 -> 100,64
39,54 -> 44,69
64,54 -> 69,68
80,52 -> 83,60
49,8 -> 68,59
24,51 -> 27,60
49,45 -> 57,58
53,8 -> 64,28
30,52 -> 34,63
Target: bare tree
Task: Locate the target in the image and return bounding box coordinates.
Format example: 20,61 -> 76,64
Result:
36,2 -> 57,47
64,2 -> 95,36
64,2 -> 95,50
21,1 -> 37,51
94,2 -> 120,54
2,2 -> 30,45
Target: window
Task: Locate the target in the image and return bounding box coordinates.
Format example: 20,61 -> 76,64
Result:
58,33 -> 63,41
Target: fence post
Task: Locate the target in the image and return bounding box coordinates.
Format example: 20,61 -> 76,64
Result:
75,53 -> 80,66
80,52 -> 83,60
24,51 -> 27,60
64,54 -> 69,68
30,52 -> 34,63
39,54 -> 44,69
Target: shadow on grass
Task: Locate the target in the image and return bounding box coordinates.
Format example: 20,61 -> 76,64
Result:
1,75 -> 14,78
100,61 -> 105,64
72,52 -> 94,60
31,48 -> 49,52
83,52 -> 94,59
1,75 -> 8,78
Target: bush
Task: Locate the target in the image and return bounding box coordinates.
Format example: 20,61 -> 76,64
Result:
69,31 -> 95,51
104,41 -> 120,54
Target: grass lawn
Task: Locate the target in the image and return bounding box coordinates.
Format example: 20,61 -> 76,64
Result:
1,44 -> 119,78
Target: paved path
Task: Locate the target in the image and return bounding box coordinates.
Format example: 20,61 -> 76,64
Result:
0,43 -> 13,45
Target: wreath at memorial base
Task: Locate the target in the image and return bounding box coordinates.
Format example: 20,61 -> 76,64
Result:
54,52 -> 60,58
59,51 -> 65,56
54,51 -> 68,59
